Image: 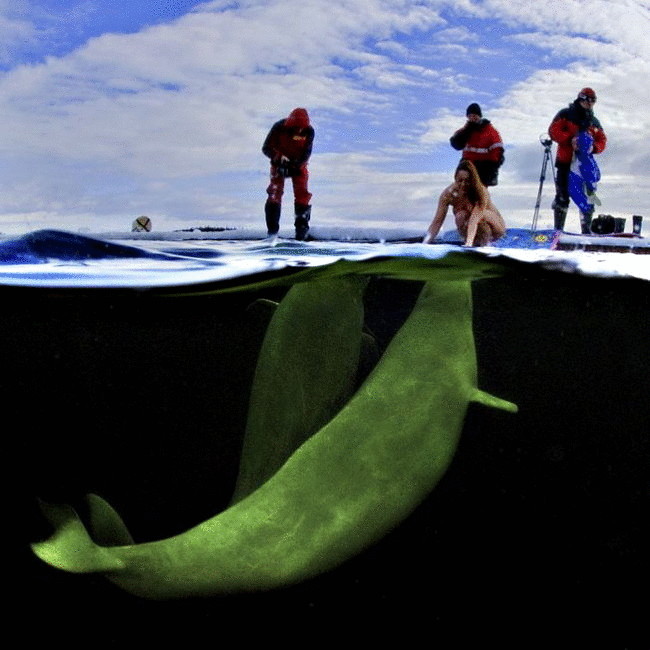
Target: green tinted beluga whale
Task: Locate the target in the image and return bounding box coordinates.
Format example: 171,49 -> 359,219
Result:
32,277 -> 517,599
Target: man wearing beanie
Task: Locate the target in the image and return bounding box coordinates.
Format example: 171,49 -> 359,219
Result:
548,88 -> 607,233
450,103 -> 505,187
262,107 -> 315,240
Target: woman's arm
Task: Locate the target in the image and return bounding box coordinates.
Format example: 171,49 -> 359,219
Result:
423,189 -> 451,244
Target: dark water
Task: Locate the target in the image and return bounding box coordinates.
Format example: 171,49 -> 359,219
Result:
3,231 -> 647,644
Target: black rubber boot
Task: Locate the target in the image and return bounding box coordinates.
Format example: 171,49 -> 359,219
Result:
265,201 -> 281,236
294,203 -> 311,241
580,209 -> 594,235
552,202 -> 568,231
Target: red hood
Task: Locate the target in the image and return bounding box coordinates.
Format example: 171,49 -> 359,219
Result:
285,108 -> 310,129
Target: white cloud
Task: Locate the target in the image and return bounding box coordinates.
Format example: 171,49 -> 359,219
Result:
0,0 -> 649,235
415,0 -> 650,229
433,26 -> 479,43
0,0 -> 454,232
0,1 -> 445,168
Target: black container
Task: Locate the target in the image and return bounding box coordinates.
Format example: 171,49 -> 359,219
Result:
591,214 -> 615,234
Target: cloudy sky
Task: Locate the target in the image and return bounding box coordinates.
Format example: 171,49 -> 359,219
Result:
0,0 -> 648,235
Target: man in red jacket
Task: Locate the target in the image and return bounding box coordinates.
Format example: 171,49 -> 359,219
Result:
450,103 -> 505,187
262,107 -> 314,240
548,87 -> 607,233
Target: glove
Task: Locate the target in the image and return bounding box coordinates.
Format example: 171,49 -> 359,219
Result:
275,155 -> 298,178
277,161 -> 292,177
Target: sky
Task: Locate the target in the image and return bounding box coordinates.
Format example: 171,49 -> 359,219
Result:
0,0 -> 649,235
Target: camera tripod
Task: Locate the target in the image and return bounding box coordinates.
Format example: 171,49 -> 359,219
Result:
531,134 -> 556,231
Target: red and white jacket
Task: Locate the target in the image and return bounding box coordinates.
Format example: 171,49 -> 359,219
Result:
450,119 -> 504,164
549,101 -> 607,165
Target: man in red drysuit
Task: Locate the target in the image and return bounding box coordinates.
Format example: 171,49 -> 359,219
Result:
548,87 -> 607,233
262,107 -> 314,240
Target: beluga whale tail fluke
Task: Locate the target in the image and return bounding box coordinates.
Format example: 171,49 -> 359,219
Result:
33,499 -> 127,574
31,277 -> 517,600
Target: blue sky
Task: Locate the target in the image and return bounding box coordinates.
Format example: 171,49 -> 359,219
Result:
1,0 -> 649,235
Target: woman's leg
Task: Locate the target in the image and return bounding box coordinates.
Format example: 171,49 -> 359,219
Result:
464,213 -> 481,247
454,210 -> 470,242
464,209 -> 506,246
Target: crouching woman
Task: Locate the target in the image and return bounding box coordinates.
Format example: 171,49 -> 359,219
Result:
423,160 -> 506,247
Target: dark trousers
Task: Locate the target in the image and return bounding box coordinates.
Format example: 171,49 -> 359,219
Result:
553,163 -> 570,209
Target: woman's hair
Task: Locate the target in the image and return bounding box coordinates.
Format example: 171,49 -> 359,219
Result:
455,160 -> 488,208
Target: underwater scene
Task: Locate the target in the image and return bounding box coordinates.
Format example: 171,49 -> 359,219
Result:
3,230 -> 647,643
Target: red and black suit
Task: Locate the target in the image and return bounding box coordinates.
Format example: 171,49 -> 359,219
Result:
262,108 -> 314,238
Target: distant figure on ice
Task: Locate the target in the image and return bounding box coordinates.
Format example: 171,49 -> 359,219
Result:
450,103 -> 505,187
423,160 -> 506,247
548,87 -> 607,233
262,107 -> 314,240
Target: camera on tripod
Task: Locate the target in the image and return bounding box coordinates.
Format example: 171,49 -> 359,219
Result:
531,134 -> 556,231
